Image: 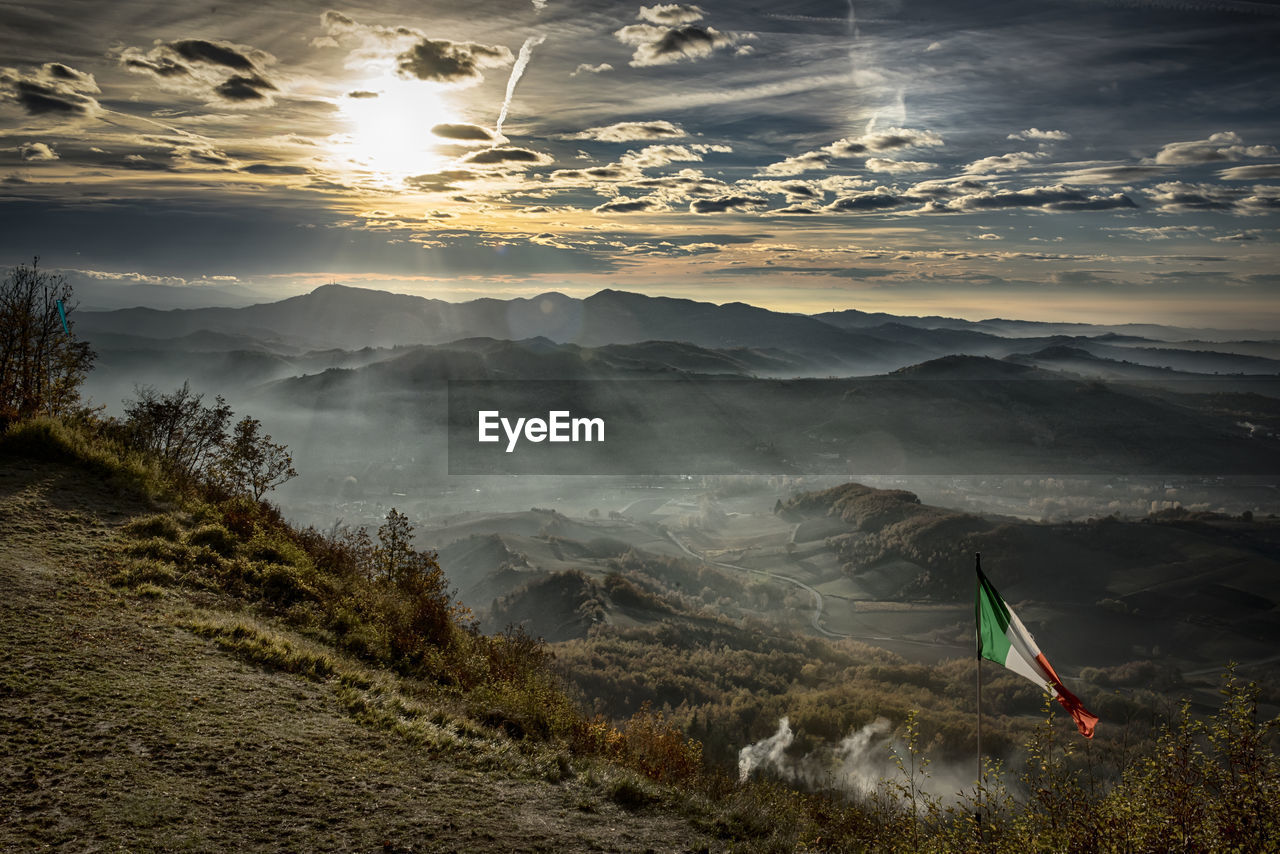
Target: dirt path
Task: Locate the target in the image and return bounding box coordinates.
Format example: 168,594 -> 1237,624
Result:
0,457 -> 721,853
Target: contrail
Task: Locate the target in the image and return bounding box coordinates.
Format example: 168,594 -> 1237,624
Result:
496,35 -> 546,136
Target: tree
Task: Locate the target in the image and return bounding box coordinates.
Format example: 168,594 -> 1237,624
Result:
216,415 -> 297,500
123,382 -> 232,483
0,258 -> 95,421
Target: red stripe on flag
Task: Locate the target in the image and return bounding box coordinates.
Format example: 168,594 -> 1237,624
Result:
1034,653 -> 1099,739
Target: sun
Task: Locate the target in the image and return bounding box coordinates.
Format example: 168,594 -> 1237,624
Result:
335,75 -> 459,181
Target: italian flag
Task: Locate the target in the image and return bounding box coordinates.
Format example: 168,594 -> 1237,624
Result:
976,564 -> 1099,738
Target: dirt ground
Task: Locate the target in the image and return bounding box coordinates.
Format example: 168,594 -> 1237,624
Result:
0,457 -> 722,853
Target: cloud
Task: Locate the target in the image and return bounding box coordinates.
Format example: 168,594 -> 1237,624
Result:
619,143 -> 728,169
759,151 -> 832,176
460,146 -> 552,166
633,169 -> 729,196
432,123 -> 496,142
570,120 -> 686,141
1217,164 -> 1280,181
346,90 -> 379,99
214,74 -> 276,101
241,163 -> 310,175
963,151 -> 1046,174
930,184 -> 1138,213
570,63 -> 614,76
1008,128 -> 1070,141
826,191 -> 912,212
1144,181 -> 1280,214
119,39 -> 278,104
121,54 -> 189,78
168,39 -> 256,71
865,158 -> 935,174
1154,131 -> 1277,165
760,128 -> 943,176
827,128 -> 944,157
404,170 -> 479,192
1102,225 -> 1208,240
615,5 -> 748,67
689,194 -> 767,213
1056,164 -> 1168,184
18,142 -> 58,161
396,37 -> 513,85
0,63 -> 101,116
639,3 -> 707,25
593,196 -> 664,213
1211,231 -> 1262,242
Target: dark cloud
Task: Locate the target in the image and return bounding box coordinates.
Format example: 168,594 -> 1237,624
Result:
577,166 -> 634,180
404,170 -> 480,192
346,90 -> 379,99
123,56 -> 189,77
569,120 -> 685,142
593,197 -> 662,213
689,194 -> 767,213
18,142 -> 57,161
0,64 -> 100,117
460,146 -> 552,166
932,185 -> 1137,213
432,123 -> 496,142
241,163 -> 310,175
43,63 -> 93,85
119,40 -> 277,105
770,205 -> 819,214
826,193 -> 912,212
615,24 -> 738,67
169,39 -> 256,71
1141,181 -> 1280,213
614,5 -> 747,67
214,74 -> 276,102
779,183 -> 818,198
396,38 -> 512,85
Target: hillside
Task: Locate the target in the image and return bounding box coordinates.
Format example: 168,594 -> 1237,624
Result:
0,444 -> 723,852
4,422 -> 1279,852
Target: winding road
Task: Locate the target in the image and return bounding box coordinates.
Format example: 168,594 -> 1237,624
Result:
664,529 -> 969,656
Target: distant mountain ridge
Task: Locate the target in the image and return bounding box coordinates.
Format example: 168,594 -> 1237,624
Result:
76,283 -> 1280,379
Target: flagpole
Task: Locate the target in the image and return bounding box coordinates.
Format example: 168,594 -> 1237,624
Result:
975,552 -> 983,830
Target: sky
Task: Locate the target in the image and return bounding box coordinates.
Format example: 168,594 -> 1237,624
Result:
1,0 -> 1279,327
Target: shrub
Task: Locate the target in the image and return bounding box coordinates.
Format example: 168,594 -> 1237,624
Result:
122,514 -> 183,541
187,524 -> 238,557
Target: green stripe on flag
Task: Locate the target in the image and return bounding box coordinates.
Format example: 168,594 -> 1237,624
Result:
976,569 -> 1012,665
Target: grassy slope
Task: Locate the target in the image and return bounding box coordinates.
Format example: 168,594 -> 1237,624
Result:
0,456 -> 720,853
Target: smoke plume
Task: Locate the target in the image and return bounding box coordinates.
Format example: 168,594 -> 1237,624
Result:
738,716 -> 795,782
738,716 -> 987,804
